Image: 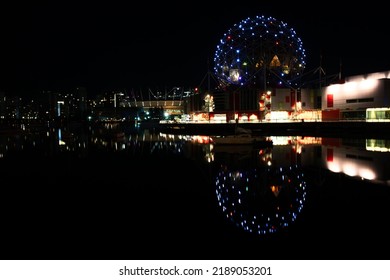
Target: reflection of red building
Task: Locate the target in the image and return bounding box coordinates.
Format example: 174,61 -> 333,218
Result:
321,138 -> 390,183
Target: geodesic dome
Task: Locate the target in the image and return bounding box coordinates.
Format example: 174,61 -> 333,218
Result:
214,15 -> 306,89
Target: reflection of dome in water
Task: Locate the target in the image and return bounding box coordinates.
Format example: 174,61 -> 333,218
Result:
215,165 -> 306,235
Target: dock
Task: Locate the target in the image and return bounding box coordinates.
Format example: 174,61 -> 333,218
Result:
156,121 -> 390,139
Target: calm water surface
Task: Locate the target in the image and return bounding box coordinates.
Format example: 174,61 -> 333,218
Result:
1,122 -> 390,260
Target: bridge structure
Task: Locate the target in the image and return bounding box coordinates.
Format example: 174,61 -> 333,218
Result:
126,99 -> 185,111
118,87 -> 199,114
115,85 -> 212,120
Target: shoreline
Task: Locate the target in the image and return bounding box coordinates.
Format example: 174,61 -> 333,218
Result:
156,121 -> 390,139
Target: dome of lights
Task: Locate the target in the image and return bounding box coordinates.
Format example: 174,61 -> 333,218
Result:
214,15 -> 306,88
215,165 -> 307,235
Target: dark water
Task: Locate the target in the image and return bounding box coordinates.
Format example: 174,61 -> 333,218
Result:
1,123 -> 390,260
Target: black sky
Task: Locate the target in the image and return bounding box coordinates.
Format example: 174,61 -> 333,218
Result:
1,1 -> 388,96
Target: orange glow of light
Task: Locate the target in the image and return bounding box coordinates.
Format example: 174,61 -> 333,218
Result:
192,135 -> 212,144
270,185 -> 281,197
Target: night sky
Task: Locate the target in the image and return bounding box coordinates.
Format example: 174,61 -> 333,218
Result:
1,2 -> 388,97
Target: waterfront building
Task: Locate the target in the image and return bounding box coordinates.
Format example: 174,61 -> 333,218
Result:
322,70 -> 390,121
184,69 -> 390,123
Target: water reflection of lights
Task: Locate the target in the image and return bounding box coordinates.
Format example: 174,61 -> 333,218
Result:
158,133 -> 214,161
191,135 -> 212,144
258,148 -> 273,166
366,139 -> 390,152
326,159 -> 376,180
215,165 -> 306,235
324,139 -> 390,182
